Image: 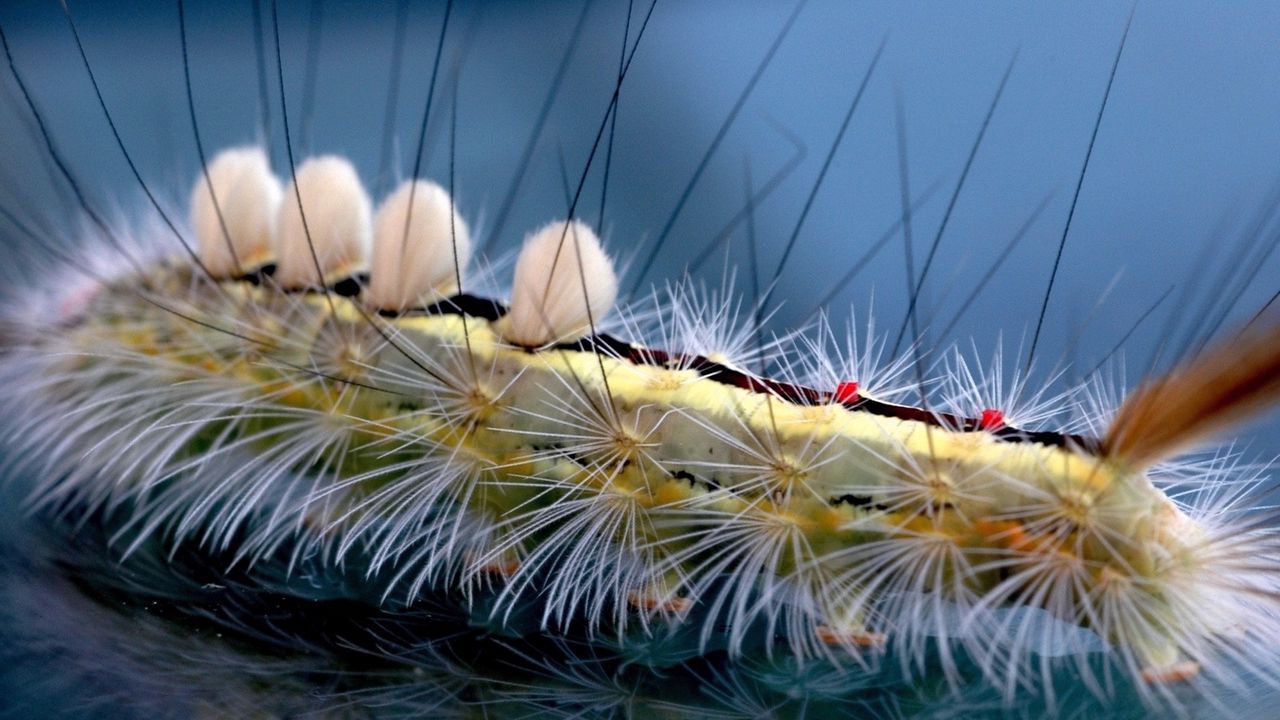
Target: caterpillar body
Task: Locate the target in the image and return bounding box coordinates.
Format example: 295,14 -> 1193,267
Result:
2,1 -> 1280,718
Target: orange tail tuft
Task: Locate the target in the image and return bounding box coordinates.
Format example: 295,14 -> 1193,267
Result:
1105,319 -> 1280,467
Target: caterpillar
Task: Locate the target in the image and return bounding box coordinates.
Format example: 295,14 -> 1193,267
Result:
2,1 -> 1280,718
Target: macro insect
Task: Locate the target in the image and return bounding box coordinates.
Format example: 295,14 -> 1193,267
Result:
1,1 -> 1279,718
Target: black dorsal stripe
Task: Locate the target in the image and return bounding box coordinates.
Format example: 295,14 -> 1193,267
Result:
271,278 -> 1100,454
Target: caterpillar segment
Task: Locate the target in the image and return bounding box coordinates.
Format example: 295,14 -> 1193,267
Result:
9,145 -> 1280,706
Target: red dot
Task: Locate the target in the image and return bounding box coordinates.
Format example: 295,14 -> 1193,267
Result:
979,408 -> 1005,431
834,381 -> 860,404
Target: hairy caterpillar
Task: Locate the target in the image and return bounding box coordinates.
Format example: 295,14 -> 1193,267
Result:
2,1 -> 1280,718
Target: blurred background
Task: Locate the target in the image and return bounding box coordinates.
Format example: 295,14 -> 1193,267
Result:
2,1 -> 1280,716
4,1 -> 1280,404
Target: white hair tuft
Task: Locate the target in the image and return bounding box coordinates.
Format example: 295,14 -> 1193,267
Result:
274,155 -> 372,289
366,179 -> 470,311
189,146 -> 282,277
500,219 -> 617,347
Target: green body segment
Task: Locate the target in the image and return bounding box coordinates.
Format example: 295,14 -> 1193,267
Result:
62,270 -> 1204,667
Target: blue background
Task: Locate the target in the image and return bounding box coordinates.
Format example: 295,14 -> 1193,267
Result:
1,1 -> 1279,716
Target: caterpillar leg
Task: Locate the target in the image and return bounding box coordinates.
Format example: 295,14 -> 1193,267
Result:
627,590 -> 694,615
1140,661 -> 1200,685
815,624 -> 887,649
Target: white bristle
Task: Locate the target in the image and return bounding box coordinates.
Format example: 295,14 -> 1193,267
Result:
189,146 -> 282,277
274,156 -> 372,289
366,179 -> 471,311
500,220 -> 617,347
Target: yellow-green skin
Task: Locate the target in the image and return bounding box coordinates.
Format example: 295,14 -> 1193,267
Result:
64,270 -> 1206,671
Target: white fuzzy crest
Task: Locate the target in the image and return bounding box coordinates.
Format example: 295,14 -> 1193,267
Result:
366,179 -> 471,311
189,146 -> 282,277
274,156 -> 372,289
500,220 -> 617,347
